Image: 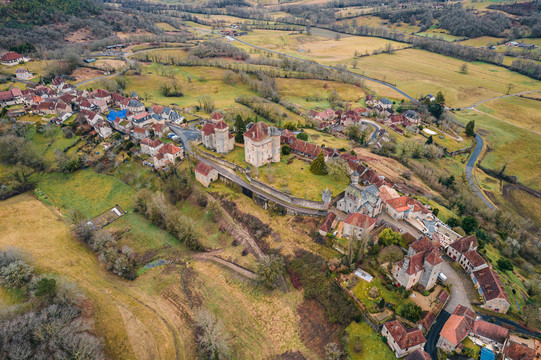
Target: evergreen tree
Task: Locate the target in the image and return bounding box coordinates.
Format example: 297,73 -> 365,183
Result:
310,153 -> 327,175
426,135 -> 433,144
465,120 -> 475,137
435,91 -> 445,104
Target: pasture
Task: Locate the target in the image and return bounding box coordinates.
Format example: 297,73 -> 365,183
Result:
477,96 -> 541,134
453,110 -> 541,191
0,194 -> 196,360
348,49 -> 541,107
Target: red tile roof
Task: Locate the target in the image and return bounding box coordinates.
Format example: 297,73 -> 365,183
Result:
151,104 -> 164,114
244,122 -> 270,142
473,267 -> 509,302
405,349 -> 432,360
141,138 -> 163,148
212,112 -> 223,120
503,340 -> 536,360
472,320 -> 509,344
439,314 -> 473,346
410,237 -> 434,254
215,120 -> 228,130
387,196 -> 411,212
1,52 -> 23,62
194,162 -> 214,176
449,235 -> 478,254
159,143 -> 182,155
437,289 -> 450,304
463,250 -> 486,268
419,311 -> 436,330
319,212 -> 337,233
202,122 -> 216,136
133,127 -> 147,134
344,213 -> 376,229
384,321 -> 426,350
133,111 -> 149,121
290,139 -> 322,158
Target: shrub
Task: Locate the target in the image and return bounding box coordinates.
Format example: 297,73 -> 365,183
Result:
378,228 -> 402,246
497,258 -> 514,271
296,132 -> 308,141
281,144 -> 290,155
310,153 -> 327,175
397,303 -> 423,322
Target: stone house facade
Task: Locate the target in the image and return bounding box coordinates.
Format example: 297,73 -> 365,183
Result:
201,120 -> 235,154
243,122 -> 280,168
393,237 -> 443,290
382,320 -> 426,358
194,162 -> 219,188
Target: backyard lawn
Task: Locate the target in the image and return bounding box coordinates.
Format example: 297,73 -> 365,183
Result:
36,170 -> 134,218
351,274 -> 413,310
345,321 -> 396,360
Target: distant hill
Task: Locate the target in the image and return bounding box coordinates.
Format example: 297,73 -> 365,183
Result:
0,0 -> 100,28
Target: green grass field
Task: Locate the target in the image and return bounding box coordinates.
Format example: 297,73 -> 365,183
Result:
345,321 -> 396,360
25,126 -> 81,163
36,170 -> 134,218
459,36 -> 504,47
476,96 -> 541,134
304,129 -> 352,149
453,110 -> 541,191
347,49 -> 541,108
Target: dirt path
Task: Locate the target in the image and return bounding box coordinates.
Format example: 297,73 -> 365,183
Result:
193,250 -> 258,280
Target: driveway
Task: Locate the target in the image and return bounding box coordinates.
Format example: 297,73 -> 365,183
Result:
425,310 -> 450,360
440,261 -> 472,312
378,212 -> 422,238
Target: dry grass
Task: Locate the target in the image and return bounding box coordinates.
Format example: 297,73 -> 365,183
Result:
71,67 -> 105,82
0,194 -> 196,360
190,260 -> 318,359
477,96 -> 541,134
349,49 -> 541,107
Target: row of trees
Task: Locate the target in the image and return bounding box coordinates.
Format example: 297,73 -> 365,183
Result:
0,247 -> 105,360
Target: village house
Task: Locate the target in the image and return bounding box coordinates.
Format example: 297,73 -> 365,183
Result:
405,349 -> 432,360
437,305 -> 476,352
94,120 -> 113,138
132,126 -> 149,141
111,93 -> 127,107
194,162 -> 219,188
89,98 -> 108,113
153,143 -> 184,168
92,89 -> 111,104
404,110 -> 420,124
121,98 -> 145,113
15,68 -> 33,80
382,320 -> 426,358
460,250 -> 488,273
79,100 -> 94,112
113,117 -> 132,133
470,320 -> 509,350
140,138 -> 164,156
80,110 -> 103,126
393,236 -> 443,290
132,111 -> 152,127
379,98 -> 392,109
50,77 -> 65,91
314,108 -> 336,122
503,340 -> 537,360
243,121 -> 281,168
289,138 -> 322,160
201,120 -> 235,154
343,212 -> 377,238
0,88 -> 23,107
472,267 -> 510,314
447,235 -> 478,261
318,212 -> 337,236
1,52 -> 25,65
23,95 -> 43,107
379,184 -> 400,203
151,123 -> 169,138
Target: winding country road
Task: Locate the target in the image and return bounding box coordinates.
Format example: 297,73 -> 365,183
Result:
459,89 -> 541,110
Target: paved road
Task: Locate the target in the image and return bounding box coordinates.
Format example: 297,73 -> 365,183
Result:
425,310 -> 450,360
361,119 -> 381,142
440,261 -> 473,312
465,134 -> 496,209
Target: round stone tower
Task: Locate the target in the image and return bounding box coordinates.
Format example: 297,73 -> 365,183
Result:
322,188 -> 332,205
351,170 -> 359,186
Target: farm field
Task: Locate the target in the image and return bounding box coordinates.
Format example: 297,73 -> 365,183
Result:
238,29 -> 408,62
476,96 -> 541,134
0,194 -> 196,360
276,78 -> 365,110
417,29 -> 465,42
459,36 -> 504,47
453,110 -> 541,191
347,49 -> 541,108
336,14 -> 421,34
156,22 -> 178,31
